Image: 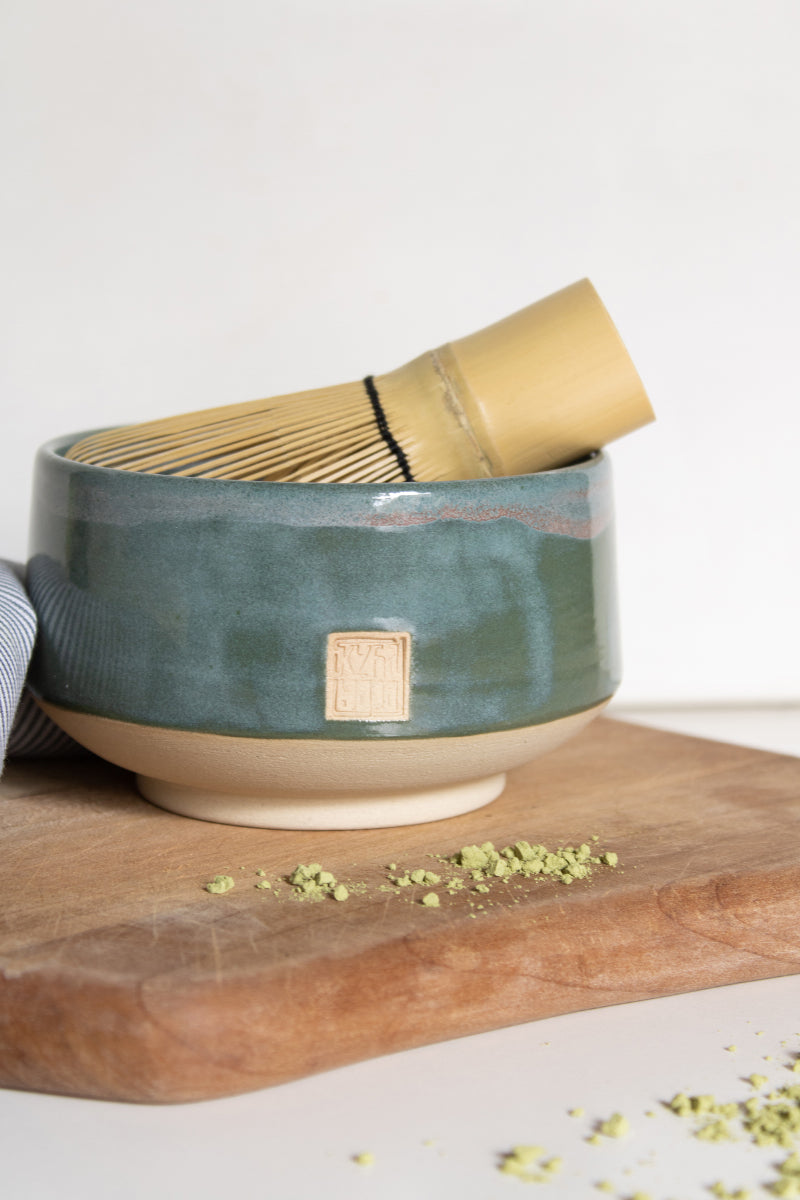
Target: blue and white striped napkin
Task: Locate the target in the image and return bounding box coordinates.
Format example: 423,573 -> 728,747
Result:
0,559 -> 80,767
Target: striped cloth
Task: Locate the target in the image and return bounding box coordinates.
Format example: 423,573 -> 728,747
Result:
0,559 -> 80,766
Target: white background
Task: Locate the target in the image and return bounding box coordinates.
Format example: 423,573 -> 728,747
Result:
2,0 -> 799,705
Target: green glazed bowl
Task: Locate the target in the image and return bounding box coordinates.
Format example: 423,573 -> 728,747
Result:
27,435 -> 620,828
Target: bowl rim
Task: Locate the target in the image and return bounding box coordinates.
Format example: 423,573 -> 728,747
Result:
41,431 -> 606,496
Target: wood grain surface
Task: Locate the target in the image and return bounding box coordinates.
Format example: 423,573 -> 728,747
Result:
1,718 -> 798,1105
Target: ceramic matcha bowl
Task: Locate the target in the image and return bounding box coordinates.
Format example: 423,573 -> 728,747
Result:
26,435 -> 620,829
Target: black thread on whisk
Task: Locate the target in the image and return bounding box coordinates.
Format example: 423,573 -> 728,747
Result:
363,375 -> 414,481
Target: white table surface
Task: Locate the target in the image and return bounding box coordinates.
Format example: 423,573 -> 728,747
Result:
3,705 -> 799,1200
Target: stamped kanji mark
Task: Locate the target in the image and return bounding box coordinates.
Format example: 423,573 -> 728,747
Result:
325,631 -> 411,721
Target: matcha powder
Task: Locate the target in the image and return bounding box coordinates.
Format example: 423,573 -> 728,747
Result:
205,875 -> 235,894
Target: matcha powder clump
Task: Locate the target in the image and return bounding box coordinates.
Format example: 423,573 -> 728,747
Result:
205,875 -> 235,894
498,1145 -> 546,1181
599,1112 -> 630,1139
289,863 -> 344,901
448,838 -> 613,888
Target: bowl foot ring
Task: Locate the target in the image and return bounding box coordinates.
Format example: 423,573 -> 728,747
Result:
135,771 -> 507,830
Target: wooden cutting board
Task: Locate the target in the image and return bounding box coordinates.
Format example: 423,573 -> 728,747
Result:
1,718 -> 799,1105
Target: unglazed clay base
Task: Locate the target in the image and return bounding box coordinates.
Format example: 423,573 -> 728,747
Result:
38,699 -> 609,829
136,772 -> 508,829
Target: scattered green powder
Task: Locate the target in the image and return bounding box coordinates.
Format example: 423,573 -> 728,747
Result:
353,1151 -> 374,1166
773,1182 -> 800,1198
744,1086 -> 800,1147
411,868 -> 440,885
666,1075 -> 800,1194
448,838 -> 614,889
595,1183 -> 614,1194
205,874 -> 235,894
695,1119 -> 733,1143
392,868 -> 442,889
458,844 -> 491,871
569,1107 -> 585,1118
669,1093 -> 738,1122
498,1145 -> 547,1181
288,863 -> 352,901
780,1153 -> 800,1178
599,1113 -> 629,1139
726,1045 -> 738,1053
204,833 -> 618,912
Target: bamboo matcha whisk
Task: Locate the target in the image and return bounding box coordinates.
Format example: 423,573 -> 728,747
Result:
66,279 -> 654,483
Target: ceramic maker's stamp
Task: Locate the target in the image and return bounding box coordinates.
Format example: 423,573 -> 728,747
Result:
325,632 -> 411,721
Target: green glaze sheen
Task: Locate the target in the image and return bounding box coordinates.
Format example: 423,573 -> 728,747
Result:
27,435 -> 620,740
